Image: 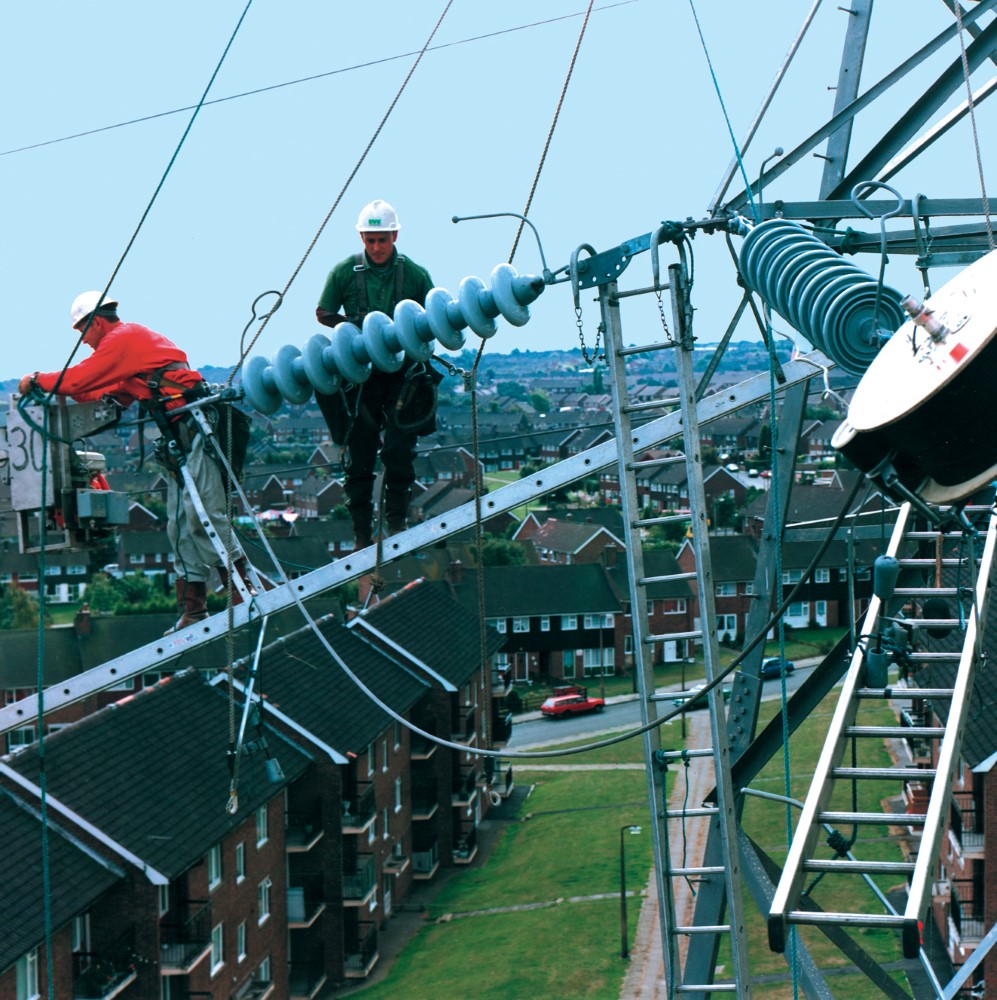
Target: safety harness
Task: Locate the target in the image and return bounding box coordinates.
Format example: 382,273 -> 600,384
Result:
351,251 -> 407,324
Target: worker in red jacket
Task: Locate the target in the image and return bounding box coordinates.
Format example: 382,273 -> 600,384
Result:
19,291 -> 250,631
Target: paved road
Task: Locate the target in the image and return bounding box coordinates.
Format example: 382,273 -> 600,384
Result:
507,661 -> 818,749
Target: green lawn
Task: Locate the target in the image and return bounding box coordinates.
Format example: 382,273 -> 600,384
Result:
346,682 -> 912,999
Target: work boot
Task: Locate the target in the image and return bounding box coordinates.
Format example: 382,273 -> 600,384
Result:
164,579 -> 208,634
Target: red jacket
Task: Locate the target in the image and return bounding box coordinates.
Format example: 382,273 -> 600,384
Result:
35,322 -> 203,409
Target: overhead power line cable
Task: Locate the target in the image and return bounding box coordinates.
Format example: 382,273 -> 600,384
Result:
0,2 -> 636,159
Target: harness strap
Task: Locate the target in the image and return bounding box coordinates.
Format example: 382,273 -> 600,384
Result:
352,252 -> 407,323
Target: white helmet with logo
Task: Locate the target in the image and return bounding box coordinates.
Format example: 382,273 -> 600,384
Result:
355,199 -> 400,233
71,291 -> 118,328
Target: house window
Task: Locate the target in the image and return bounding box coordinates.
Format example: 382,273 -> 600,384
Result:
210,923 -> 224,975
512,617 -> 530,633
583,647 -> 615,677
258,956 -> 271,985
561,615 -> 577,630
495,619 -> 507,634
781,570 -> 803,584
661,599 -> 686,614
16,949 -> 39,1000
715,582 -> 736,597
368,814 -> 377,845
257,878 -> 271,925
838,568 -> 848,581
394,720 -> 402,749
256,805 -> 268,847
624,634 -> 634,654
207,844 -> 222,890
67,564 -> 87,576
7,727 -> 36,752
159,885 -> 170,916
815,568 -> 830,584
540,616 -> 550,632
383,807 -> 390,840
787,602 -> 810,619
744,583 -> 755,596
129,554 -> 145,565
72,913 -> 90,954
235,843 -> 246,883
382,739 -> 388,771
236,921 -> 247,962
394,777 -> 402,812
367,742 -> 376,775
717,614 -> 737,640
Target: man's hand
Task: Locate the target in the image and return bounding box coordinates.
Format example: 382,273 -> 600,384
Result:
18,373 -> 38,395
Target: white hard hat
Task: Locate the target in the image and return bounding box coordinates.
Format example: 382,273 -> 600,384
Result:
355,199 -> 400,232
71,291 -> 118,328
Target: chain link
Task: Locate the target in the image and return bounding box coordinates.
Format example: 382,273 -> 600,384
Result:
655,288 -> 673,342
575,304 -> 604,364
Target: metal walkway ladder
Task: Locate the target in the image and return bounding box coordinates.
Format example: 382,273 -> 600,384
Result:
600,244 -> 752,996
769,499 -> 997,959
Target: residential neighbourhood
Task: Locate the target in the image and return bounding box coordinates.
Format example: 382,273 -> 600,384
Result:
0,342 -> 991,997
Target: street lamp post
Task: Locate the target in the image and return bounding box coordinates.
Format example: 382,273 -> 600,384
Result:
620,824 -> 642,959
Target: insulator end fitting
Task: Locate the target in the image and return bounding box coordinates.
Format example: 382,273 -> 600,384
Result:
901,294 -> 949,343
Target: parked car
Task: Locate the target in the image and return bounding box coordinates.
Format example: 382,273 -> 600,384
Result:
540,686 -> 605,718
672,682 -> 732,710
760,657 -> 795,679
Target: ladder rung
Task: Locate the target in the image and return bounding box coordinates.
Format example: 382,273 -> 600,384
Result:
905,619 -> 962,629
635,513 -> 691,528
629,456 -> 684,470
893,587 -> 961,597
855,686 -> 952,699
904,530 -> 971,540
667,807 -> 719,818
670,866 -> 726,876
640,572 -> 697,584
802,859 -> 916,875
675,925 -> 731,934
844,725 -> 945,738
645,630 -> 702,643
677,985 -> 738,993
818,810 -> 925,825
787,911 -> 906,928
623,399 -> 675,415
831,766 -> 936,780
618,340 -> 675,357
656,748 -> 714,761
858,686 -> 954,700
897,558 -> 966,567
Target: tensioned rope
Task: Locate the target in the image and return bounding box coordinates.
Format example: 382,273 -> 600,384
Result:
226,1 -> 456,386
468,0 -> 596,750
953,0 -> 995,251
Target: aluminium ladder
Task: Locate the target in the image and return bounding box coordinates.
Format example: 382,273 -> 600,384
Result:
599,247 -> 751,996
769,499 -> 997,959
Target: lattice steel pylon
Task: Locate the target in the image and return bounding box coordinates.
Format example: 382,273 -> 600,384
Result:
598,240 -> 751,996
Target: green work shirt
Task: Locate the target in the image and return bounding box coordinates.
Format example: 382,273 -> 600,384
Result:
317,250 -> 434,323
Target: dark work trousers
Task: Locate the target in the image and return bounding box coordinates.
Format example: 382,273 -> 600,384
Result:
336,370 -> 416,541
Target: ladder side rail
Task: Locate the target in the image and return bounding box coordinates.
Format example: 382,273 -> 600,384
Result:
904,508 -> 997,957
599,277 -> 679,992
768,502 -> 913,951
667,259 -> 752,997
0,352 -> 833,735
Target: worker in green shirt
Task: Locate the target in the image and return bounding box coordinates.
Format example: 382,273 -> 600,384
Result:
314,199 -> 436,549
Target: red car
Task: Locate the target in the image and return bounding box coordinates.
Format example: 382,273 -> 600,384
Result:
540,686 -> 605,718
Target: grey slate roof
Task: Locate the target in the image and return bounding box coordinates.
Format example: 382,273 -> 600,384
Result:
250,618 -> 430,757
8,670 -> 312,880
451,564 -> 621,617
0,788 -> 124,975
354,579 -> 504,689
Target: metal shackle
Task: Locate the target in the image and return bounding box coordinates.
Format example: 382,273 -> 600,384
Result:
241,263 -> 545,413
738,219 -> 905,375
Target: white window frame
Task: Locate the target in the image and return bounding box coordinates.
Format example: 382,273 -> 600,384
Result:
210,923 -> 224,976
560,615 -> 578,630
495,619 -> 507,634
512,616 -> 530,633
235,842 -> 246,884
815,568 -> 830,584
236,921 -> 247,963
159,884 -> 170,916
257,877 -> 271,925
207,844 -> 222,891
17,949 -> 40,1000
394,777 -> 402,813
715,582 -> 736,597
540,616 -> 551,632
256,805 -> 268,847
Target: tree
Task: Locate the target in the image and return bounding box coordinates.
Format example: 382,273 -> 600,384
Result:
0,586 -> 46,630
528,390 -> 550,414
473,538 -> 529,567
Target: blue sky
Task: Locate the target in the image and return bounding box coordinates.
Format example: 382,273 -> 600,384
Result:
2,1 -> 993,382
